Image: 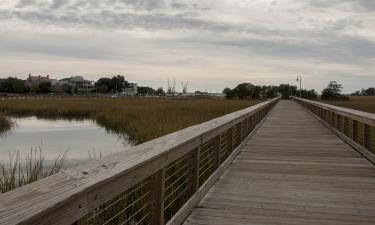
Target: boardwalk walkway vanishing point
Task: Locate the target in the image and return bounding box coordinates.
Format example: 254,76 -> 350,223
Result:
184,100 -> 375,225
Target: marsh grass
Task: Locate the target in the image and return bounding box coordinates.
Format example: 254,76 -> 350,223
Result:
0,98 -> 260,143
0,97 -> 259,194
0,147 -> 66,193
0,114 -> 12,134
320,96 -> 375,114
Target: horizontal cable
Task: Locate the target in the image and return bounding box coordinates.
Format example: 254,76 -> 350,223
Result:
165,162 -> 190,183
166,157 -> 189,171
199,150 -> 215,166
87,181 -> 150,221
101,191 -> 150,225
199,162 -> 214,178
164,184 -> 191,211
133,212 -> 151,225
119,203 -> 151,225
165,169 -> 191,192
164,175 -> 192,202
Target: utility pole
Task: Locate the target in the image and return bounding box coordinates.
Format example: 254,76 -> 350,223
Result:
296,75 -> 302,97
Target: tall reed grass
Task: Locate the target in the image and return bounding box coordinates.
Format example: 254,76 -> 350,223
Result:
0,114 -> 12,134
0,98 -> 260,143
0,98 -> 259,193
0,147 -> 66,193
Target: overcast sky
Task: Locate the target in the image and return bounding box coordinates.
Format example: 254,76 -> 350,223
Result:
0,0 -> 374,93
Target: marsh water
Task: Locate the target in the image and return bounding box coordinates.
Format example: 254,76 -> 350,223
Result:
0,117 -> 133,166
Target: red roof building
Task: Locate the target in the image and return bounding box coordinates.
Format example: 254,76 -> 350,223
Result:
25,74 -> 57,87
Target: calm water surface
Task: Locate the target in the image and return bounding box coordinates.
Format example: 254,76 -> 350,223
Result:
0,117 -> 133,165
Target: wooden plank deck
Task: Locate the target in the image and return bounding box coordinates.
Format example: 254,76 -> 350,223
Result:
183,100 -> 375,225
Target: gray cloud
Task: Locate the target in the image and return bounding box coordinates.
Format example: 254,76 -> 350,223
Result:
0,0 -> 374,92
308,0 -> 375,11
16,0 -> 37,8
50,0 -> 70,9
116,0 -> 165,11
2,0 -> 375,66
0,9 -> 229,32
15,0 -> 167,11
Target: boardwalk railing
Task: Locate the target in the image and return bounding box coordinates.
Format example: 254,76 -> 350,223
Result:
293,97 -> 375,162
0,97 -> 280,225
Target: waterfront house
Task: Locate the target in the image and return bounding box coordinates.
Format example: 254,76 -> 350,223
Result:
58,76 -> 94,94
25,74 -> 57,87
122,83 -> 138,96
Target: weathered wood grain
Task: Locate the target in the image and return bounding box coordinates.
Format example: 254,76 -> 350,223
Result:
184,100 -> 375,225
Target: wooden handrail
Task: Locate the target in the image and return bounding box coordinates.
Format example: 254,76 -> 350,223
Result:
293,97 -> 375,163
292,97 -> 375,126
0,97 -> 280,225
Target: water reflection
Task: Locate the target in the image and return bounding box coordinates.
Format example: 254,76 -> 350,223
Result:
0,117 -> 133,165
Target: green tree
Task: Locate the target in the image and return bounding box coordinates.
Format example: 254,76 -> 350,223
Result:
155,87 -> 165,96
95,78 -> 112,93
38,82 -> 52,93
300,89 -> 317,99
321,81 -> 347,100
278,84 -> 297,99
223,87 -> 234,99
137,86 -> 155,96
232,83 -> 255,99
111,75 -> 128,93
96,84 -> 108,93
364,87 -> 375,96
263,86 -> 279,98
0,77 -> 29,93
95,75 -> 129,93
251,85 -> 262,99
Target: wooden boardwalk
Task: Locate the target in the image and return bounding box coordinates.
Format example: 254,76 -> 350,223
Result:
184,100 -> 375,225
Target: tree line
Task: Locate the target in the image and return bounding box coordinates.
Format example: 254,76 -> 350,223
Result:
223,83 -> 317,100
223,81 -> 374,101
320,81 -> 374,100
0,75 -> 164,95
0,77 -> 31,93
351,87 -> 375,96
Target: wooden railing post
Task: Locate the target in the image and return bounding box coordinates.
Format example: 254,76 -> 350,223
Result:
191,147 -> 200,193
238,122 -> 243,141
364,124 -> 370,149
336,114 -> 342,131
246,117 -> 250,135
214,135 -> 221,169
353,120 -> 358,142
228,127 -> 233,153
151,169 -> 166,225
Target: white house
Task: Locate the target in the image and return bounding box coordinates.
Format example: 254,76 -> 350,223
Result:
58,76 -> 94,94
122,83 -> 138,96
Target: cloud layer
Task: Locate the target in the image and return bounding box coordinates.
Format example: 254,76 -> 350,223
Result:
0,0 -> 374,92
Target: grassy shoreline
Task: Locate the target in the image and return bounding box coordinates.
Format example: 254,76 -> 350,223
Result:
0,98 -> 260,193
0,114 -> 12,134
0,148 -> 65,193
0,98 -> 260,144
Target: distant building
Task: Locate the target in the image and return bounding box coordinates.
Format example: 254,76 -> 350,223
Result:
192,91 -> 225,98
194,91 -> 209,95
122,83 -> 138,96
25,74 -> 57,87
58,76 -> 94,94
